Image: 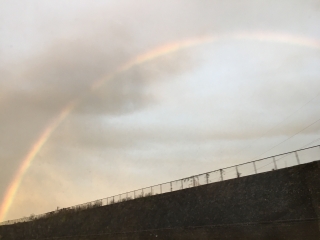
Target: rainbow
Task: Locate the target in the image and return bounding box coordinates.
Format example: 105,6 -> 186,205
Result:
0,100 -> 78,222
1,31 -> 320,222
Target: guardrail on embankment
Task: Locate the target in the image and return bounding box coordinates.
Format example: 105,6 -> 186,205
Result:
1,145 -> 319,226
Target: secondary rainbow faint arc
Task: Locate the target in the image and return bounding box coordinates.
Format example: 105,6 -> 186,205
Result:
1,31 -> 320,222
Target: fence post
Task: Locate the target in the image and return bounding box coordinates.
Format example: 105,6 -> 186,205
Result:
253,161 -> 257,174
295,151 -> 300,165
273,157 -> 277,170
220,169 -> 223,181
236,166 -> 240,178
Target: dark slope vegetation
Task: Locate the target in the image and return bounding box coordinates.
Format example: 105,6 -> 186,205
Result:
1,161 -> 319,240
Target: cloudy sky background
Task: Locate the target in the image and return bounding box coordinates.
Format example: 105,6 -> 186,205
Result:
1,0 -> 320,220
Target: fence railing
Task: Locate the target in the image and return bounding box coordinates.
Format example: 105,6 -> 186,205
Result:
1,145 -> 319,226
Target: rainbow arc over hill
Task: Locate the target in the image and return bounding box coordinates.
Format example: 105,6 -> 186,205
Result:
1,31 -> 320,222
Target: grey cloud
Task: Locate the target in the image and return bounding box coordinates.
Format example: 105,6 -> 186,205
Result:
0,6 -> 196,205
77,51 -> 193,115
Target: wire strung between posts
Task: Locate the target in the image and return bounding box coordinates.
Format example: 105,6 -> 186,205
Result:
1,145 -> 319,226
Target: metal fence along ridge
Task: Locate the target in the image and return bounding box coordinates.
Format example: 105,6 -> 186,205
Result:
1,145 -> 319,226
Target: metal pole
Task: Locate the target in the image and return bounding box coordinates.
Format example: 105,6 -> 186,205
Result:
253,161 -> 257,174
295,151 -> 300,165
236,166 -> 239,178
220,169 -> 223,181
273,157 -> 277,170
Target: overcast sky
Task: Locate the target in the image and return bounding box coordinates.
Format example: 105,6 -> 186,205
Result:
1,0 -> 320,221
